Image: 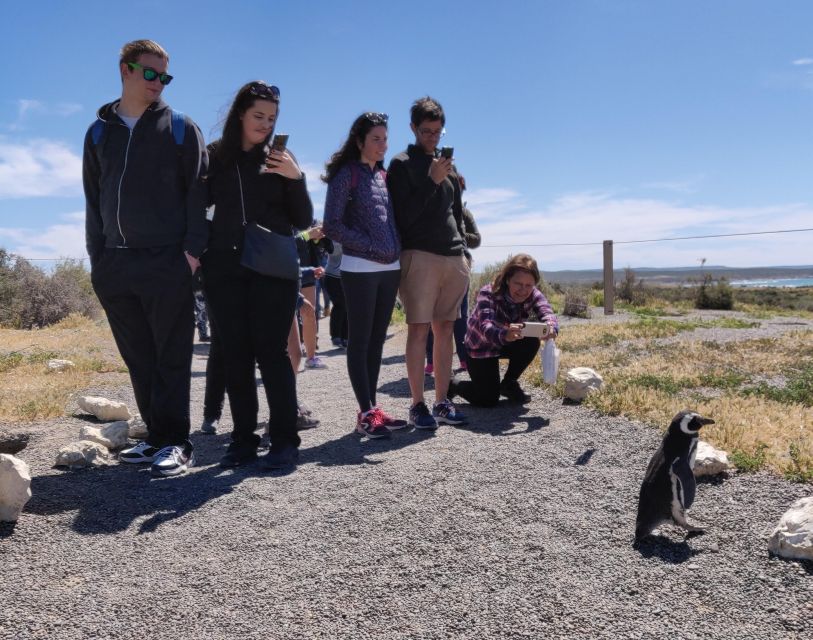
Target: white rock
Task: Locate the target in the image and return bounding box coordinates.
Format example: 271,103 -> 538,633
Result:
79,421 -> 129,450
128,414 -> 148,439
77,396 -> 131,421
47,359 -> 75,372
694,441 -> 730,477
55,440 -> 112,469
0,454 -> 32,522
768,497 -> 813,562
563,367 -> 604,401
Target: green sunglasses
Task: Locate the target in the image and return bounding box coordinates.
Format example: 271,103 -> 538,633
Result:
127,62 -> 173,86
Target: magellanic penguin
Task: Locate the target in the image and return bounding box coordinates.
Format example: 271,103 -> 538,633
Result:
634,410 -> 715,543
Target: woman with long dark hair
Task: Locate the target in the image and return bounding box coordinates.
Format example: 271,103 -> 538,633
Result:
202,81 -> 313,469
322,113 -> 405,438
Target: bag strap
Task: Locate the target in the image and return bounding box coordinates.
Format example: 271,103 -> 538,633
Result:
236,164 -> 247,226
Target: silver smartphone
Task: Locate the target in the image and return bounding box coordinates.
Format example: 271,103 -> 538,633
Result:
521,322 -> 550,338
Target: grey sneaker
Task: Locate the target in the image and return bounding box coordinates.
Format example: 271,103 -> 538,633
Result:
200,417 -> 219,434
408,401 -> 438,430
151,442 -> 195,477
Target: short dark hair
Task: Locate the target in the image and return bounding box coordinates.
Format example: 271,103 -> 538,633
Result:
410,96 -> 445,127
492,254 -> 541,296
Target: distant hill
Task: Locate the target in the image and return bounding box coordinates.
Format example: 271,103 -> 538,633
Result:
542,265 -> 813,285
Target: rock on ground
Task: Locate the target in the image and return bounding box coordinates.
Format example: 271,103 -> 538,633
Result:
76,396 -> 131,421
54,441 -> 113,469
0,454 -> 32,522
79,421 -> 129,450
564,366 -> 604,401
694,440 -> 730,477
0,428 -> 29,455
47,359 -> 75,372
768,496 -> 813,562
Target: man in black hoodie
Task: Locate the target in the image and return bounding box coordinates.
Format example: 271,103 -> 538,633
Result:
83,39 -> 208,477
387,96 -> 470,430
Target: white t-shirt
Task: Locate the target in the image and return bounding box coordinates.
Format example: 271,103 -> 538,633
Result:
340,254 -> 400,273
119,114 -> 139,130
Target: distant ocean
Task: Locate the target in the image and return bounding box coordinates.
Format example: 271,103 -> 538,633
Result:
731,278 -> 813,288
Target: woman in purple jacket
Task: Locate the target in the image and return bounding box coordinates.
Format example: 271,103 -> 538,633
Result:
450,254 -> 558,407
323,113 -> 406,438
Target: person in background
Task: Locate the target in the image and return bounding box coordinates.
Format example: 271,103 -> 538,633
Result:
296,224 -> 331,369
323,241 -> 348,348
387,96 -> 469,430
450,254 -> 558,407
323,112 -> 406,438
202,81 -> 312,470
83,39 -> 208,477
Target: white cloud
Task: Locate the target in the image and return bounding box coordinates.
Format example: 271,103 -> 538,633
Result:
0,212 -> 86,261
466,189 -> 813,270
792,58 -> 813,65
5,99 -> 83,132
0,139 -> 82,198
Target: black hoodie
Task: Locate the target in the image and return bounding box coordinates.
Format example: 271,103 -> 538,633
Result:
82,99 -> 209,266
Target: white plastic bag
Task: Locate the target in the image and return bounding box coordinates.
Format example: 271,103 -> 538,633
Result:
542,339 -> 560,385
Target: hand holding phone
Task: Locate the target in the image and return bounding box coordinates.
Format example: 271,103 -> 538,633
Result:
440,146 -> 454,159
270,133 -> 289,152
521,322 -> 551,339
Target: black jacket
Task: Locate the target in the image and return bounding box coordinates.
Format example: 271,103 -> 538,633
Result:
83,99 -> 209,266
205,142 -> 313,251
386,144 -> 465,256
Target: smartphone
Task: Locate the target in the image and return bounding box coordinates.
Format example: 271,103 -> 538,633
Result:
440,146 -> 454,159
270,133 -> 289,152
521,322 -> 550,339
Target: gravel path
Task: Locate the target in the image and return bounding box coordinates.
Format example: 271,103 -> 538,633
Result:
1,318 -> 811,639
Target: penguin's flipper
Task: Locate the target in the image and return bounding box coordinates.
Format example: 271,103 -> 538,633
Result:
670,457 -> 696,509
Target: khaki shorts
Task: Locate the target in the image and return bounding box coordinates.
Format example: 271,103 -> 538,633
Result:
399,250 -> 470,323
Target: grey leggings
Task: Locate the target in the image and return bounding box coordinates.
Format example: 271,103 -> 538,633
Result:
341,269 -> 401,412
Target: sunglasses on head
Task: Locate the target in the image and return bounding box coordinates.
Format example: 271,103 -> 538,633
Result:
127,62 -> 173,85
363,112 -> 388,125
249,82 -> 280,101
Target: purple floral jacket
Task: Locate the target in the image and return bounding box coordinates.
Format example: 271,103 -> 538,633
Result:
465,284 -> 559,359
323,162 -> 401,264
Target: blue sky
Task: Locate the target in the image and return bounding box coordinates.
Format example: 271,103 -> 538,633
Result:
1,0 -> 811,271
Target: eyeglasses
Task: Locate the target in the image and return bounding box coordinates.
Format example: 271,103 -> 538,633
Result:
249,82 -> 280,101
363,112 -> 388,125
127,62 -> 173,85
418,126 -> 445,138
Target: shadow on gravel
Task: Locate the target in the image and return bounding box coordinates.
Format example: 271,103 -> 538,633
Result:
575,448 -> 596,465
25,434 -> 254,536
301,429 -> 437,467
380,354 -> 406,366
0,521 -> 17,538
377,377 -> 413,398
453,405 -> 550,437
633,536 -> 701,563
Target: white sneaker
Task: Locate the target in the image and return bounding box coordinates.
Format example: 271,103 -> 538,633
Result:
151,443 -> 195,477
119,441 -> 160,464
304,356 -> 327,369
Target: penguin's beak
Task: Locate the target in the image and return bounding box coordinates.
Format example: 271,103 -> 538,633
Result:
698,417 -> 715,426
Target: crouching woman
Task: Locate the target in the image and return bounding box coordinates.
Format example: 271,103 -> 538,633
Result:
450,254 -> 558,407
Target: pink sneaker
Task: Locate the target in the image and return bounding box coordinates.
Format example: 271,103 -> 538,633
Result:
374,407 -> 408,431
424,363 -> 434,376
355,409 -> 390,439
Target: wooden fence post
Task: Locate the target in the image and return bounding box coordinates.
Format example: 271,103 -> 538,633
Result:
603,240 -> 614,315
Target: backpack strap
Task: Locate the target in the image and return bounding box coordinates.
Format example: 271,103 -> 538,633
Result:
90,120 -> 105,145
170,110 -> 186,146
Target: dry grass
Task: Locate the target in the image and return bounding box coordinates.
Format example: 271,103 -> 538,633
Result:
0,314 -> 127,422
528,319 -> 813,480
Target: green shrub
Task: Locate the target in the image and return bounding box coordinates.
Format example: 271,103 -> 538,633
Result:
730,443 -> 769,472
695,274 -> 734,310
0,251 -> 101,328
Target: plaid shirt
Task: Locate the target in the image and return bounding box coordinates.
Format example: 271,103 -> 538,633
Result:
465,284 -> 559,359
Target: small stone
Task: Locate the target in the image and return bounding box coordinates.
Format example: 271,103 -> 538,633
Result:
563,367 -> 604,401
766,606 -> 778,613
55,440 -> 112,469
46,359 -> 75,372
127,414 -> 148,439
79,421 -> 129,450
77,396 -> 131,421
